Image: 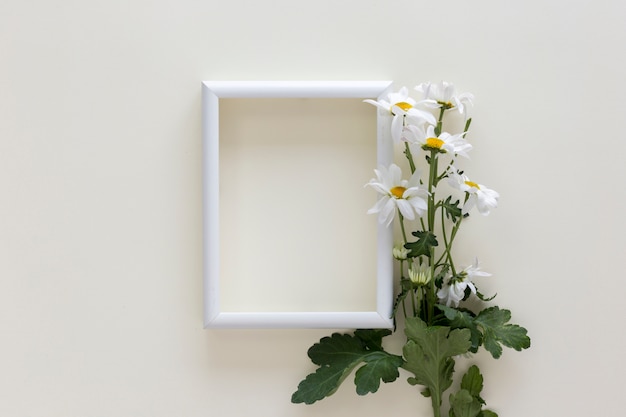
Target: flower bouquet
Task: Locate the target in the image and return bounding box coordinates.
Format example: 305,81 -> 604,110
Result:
291,82 -> 531,417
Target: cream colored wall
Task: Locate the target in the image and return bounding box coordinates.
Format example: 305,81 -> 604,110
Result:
1,1 -> 624,416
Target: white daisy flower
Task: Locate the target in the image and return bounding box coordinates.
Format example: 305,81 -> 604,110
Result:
437,258 -> 490,307
437,280 -> 467,308
402,125 -> 472,158
364,87 -> 436,142
463,258 -> 492,281
415,81 -> 474,115
365,163 -> 428,227
447,168 -> 499,215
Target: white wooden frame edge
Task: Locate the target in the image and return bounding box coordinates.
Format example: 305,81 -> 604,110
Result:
202,80 -> 394,329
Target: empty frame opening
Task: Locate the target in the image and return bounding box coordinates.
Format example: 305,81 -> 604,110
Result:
218,98 -> 378,313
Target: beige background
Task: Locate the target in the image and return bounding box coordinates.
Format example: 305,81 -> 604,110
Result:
1,1 -> 625,416
219,98 -> 377,313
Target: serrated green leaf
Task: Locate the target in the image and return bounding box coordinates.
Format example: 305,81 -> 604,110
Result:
449,389 -> 482,417
461,365 -> 485,404
437,305 -> 482,352
291,364 -> 353,404
438,305 -> 531,358
307,333 -> 365,366
475,307 -> 531,359
405,231 -> 438,258
402,317 -> 471,408
450,365 -> 496,417
354,352 -> 403,395
392,278 -> 412,321
434,265 -> 450,289
475,306 -> 510,327
404,317 -> 469,357
404,317 -> 472,359
442,196 -> 463,223
292,331 -> 402,404
354,329 -> 392,351
404,341 -> 455,394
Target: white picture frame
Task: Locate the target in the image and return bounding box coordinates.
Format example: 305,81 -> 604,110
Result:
202,80 -> 394,329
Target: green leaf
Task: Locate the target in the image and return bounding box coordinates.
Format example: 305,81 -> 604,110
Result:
442,196 -> 463,223
292,330 -> 402,404
354,329 -> 392,351
437,305 -> 482,353
405,231 -> 438,258
355,351 -> 404,395
434,265 -> 450,289
291,364 -> 354,404
449,389 -> 482,417
307,333 -> 367,366
402,317 -> 471,406
460,365 -> 485,405
475,307 -> 531,359
437,305 -> 531,358
392,278 -> 412,323
450,366 -> 496,417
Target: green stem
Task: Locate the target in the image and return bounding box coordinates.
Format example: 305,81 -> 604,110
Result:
431,392 -> 442,417
398,212 -> 413,318
427,150 -> 438,232
437,117 -> 472,183
399,259 -> 409,319
404,142 -> 416,174
421,286 -> 428,322
464,117 -> 472,134
433,194 -> 469,277
398,211 -> 408,243
442,222 -> 463,278
439,206 -> 457,276
435,108 -> 445,136
419,217 -> 427,233
427,246 -> 436,324
402,296 -> 408,319
424,147 -> 439,324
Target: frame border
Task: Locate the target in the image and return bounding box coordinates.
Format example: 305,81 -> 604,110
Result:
202,80 -> 394,329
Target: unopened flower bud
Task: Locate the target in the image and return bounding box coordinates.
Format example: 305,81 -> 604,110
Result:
392,243 -> 409,261
408,264 -> 432,286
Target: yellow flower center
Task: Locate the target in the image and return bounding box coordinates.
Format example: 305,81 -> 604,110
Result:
425,137 -> 445,149
464,180 -> 480,189
438,101 -> 454,109
390,186 -> 406,198
394,101 -> 413,111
